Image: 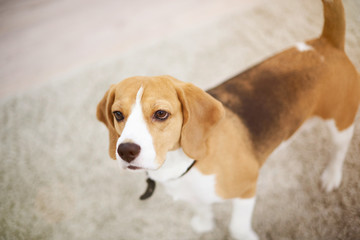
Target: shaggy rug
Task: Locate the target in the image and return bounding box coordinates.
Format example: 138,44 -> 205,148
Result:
1,0 -> 360,239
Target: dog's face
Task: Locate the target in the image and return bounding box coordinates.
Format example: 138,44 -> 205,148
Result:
96,75 -> 224,171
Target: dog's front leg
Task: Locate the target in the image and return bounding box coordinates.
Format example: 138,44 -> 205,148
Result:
190,203 -> 214,234
229,197 -> 258,240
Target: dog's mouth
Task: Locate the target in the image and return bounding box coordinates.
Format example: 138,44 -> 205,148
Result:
127,165 -> 143,170
118,158 -> 160,171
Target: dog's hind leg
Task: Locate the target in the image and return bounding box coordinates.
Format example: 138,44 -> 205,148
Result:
321,120 -> 355,192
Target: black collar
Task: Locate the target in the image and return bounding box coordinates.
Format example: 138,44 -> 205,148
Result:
178,160 -> 196,178
139,160 -> 196,200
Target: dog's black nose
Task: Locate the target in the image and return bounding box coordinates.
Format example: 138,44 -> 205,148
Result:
117,143 -> 141,163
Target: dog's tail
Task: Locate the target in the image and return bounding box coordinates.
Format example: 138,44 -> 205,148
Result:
320,0 -> 346,50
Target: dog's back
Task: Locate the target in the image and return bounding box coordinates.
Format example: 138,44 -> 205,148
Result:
208,0 -> 360,159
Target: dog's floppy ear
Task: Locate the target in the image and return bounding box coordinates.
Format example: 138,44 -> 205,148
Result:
96,85 -> 118,160
173,79 -> 225,160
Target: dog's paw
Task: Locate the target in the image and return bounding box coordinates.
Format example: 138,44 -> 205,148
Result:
230,229 -> 259,240
190,215 -> 214,234
321,165 -> 342,192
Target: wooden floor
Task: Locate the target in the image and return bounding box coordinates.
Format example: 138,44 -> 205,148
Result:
0,0 -> 262,99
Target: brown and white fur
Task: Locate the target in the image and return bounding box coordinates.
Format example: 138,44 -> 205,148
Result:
96,0 -> 360,239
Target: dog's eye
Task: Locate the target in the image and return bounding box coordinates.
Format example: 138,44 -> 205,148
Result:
153,110 -> 169,121
113,111 -> 124,122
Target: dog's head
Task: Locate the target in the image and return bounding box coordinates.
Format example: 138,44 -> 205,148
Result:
96,75 -> 224,171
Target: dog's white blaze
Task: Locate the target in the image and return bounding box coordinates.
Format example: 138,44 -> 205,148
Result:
116,87 -> 157,170
295,42 -> 314,52
321,120 -> 354,192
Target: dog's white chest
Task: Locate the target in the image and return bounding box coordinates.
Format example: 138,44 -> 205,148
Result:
148,149 -> 222,204
162,168 -> 222,204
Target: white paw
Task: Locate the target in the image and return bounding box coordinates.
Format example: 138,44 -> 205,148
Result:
190,215 -> 214,234
321,166 -> 342,192
230,228 -> 259,240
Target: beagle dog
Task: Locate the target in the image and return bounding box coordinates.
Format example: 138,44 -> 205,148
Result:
96,0 -> 360,239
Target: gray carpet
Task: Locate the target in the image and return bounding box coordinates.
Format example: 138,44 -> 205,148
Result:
1,0 -> 360,239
